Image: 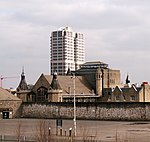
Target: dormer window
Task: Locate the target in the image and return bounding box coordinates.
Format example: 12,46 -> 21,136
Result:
37,87 -> 48,102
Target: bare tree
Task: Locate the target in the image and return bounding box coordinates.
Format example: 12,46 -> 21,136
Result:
15,120 -> 23,142
34,120 -> 54,142
79,126 -> 97,142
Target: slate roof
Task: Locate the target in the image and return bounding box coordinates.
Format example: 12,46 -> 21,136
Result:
17,71 -> 28,91
0,87 -> 21,101
44,75 -> 93,95
121,87 -> 142,93
50,73 -> 62,90
80,61 -> 108,69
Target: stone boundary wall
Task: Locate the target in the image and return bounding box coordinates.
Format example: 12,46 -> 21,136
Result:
21,102 -> 150,120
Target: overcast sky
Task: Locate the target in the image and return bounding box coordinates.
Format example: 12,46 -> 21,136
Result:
1,0 -> 150,89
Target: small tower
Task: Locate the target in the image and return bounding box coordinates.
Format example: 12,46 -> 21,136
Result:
50,72 -> 61,90
96,67 -> 103,97
125,74 -> 131,87
17,67 -> 28,91
16,67 -> 29,102
48,72 -> 63,102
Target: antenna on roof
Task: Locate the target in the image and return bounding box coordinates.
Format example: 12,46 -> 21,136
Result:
22,66 -> 25,75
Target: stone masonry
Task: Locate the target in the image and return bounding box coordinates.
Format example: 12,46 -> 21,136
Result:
21,102 -> 150,121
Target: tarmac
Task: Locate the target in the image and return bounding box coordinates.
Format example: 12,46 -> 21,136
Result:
0,118 -> 150,142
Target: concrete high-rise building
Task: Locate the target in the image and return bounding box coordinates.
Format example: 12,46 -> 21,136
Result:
50,27 -> 85,75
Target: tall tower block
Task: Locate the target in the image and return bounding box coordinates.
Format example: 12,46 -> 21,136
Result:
50,27 -> 85,75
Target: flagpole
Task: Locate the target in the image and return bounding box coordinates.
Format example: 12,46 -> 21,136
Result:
73,73 -> 76,136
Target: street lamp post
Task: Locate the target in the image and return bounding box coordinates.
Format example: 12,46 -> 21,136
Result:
73,74 -> 76,136
48,127 -> 51,135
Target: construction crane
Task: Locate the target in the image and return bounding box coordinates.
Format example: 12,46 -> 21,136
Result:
0,76 -> 19,88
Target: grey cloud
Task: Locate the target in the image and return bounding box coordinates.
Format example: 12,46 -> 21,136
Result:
1,0 -> 150,88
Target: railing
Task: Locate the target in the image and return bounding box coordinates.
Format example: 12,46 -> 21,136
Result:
0,134 -> 104,142
0,135 -> 35,142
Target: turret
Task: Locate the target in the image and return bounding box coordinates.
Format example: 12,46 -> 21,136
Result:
16,67 -> 29,102
50,72 -> 61,90
17,67 -> 28,91
48,72 -> 63,102
96,67 -> 103,97
125,74 -> 131,87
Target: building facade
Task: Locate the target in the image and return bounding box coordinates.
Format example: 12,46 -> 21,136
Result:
109,82 -> 150,102
16,68 -> 150,103
50,27 -> 85,75
75,61 -> 121,96
16,73 -> 94,103
16,61 -> 121,103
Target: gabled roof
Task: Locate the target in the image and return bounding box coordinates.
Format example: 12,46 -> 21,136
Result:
44,75 -> 93,95
113,86 -> 122,92
0,87 -> 21,101
121,88 -> 130,93
31,74 -> 51,93
119,86 -> 142,93
131,85 -> 138,91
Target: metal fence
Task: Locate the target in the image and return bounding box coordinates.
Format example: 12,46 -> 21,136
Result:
0,135 -> 35,142
0,134 -> 111,142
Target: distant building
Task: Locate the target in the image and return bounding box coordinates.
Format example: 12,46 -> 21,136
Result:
16,68 -> 150,103
16,61 -> 121,102
17,72 -> 96,102
50,27 -> 85,75
75,61 -> 121,96
105,76 -> 150,102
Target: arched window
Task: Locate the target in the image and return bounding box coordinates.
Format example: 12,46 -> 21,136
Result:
37,87 -> 48,102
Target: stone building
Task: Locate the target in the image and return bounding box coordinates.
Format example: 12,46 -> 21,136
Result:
30,72 -> 64,102
0,87 -> 22,119
17,72 -> 97,102
112,82 -> 150,102
103,75 -> 150,102
75,61 -> 121,96
16,61 -> 121,102
16,64 -> 150,103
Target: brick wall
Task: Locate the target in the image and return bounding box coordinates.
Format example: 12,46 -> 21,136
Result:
21,102 -> 150,120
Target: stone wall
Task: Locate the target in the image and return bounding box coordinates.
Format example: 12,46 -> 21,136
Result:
21,102 -> 150,120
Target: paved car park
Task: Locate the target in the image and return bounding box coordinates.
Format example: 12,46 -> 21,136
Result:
0,119 -> 150,142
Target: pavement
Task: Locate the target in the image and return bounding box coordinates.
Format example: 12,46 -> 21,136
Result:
0,119 -> 150,142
